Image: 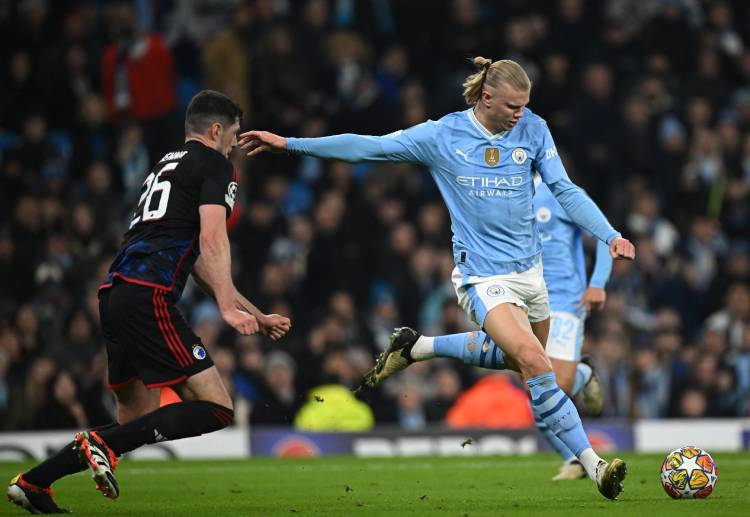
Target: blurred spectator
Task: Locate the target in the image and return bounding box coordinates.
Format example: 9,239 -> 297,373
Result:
250,350 -> 300,425
33,370 -> 88,430
446,374 -> 534,429
294,383 -> 374,431
101,0 -> 179,159
202,2 -> 252,116
0,52 -> 42,132
395,380 -> 427,430
704,283 -> 750,356
625,191 -> 679,257
425,367 -> 462,423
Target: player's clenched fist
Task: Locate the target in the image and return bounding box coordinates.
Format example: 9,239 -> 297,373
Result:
222,308 -> 259,335
259,313 -> 292,341
609,236 -> 636,260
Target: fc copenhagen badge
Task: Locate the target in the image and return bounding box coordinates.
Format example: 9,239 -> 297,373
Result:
485,147 -> 500,167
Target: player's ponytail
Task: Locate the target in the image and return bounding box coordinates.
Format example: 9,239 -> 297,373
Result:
462,57 -> 493,106
462,57 -> 532,106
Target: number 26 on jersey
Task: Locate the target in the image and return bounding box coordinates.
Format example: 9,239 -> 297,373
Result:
129,162 -> 176,228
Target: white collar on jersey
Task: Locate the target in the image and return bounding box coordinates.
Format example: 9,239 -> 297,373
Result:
467,109 -> 509,142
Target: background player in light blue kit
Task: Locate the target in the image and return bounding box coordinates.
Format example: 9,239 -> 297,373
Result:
240,57 -> 635,500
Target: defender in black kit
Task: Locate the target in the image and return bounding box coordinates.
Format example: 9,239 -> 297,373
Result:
8,91 -> 291,514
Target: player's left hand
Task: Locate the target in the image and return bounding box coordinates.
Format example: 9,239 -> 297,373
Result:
259,313 -> 292,341
580,287 -> 606,313
609,236 -> 635,260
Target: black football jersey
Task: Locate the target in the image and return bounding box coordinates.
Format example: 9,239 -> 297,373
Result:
101,140 -> 237,299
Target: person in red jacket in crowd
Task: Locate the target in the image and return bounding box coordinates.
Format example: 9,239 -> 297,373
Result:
101,1 -> 181,160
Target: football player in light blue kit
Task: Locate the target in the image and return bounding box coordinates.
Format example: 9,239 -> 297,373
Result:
240,57 -> 635,499
373,175 -> 614,481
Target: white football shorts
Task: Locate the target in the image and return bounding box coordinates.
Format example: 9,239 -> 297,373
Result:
451,260 -> 550,327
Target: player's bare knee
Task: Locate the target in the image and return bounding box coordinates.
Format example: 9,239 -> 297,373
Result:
517,346 -> 552,378
174,374 -> 233,411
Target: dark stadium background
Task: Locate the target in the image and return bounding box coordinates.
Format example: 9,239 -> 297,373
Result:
0,0 -> 748,439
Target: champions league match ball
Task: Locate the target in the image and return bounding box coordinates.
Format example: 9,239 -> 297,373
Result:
660,446 -> 718,499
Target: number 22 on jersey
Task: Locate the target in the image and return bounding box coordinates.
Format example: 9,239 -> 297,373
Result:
129,162 -> 177,228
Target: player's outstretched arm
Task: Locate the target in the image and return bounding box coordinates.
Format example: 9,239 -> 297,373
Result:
240,121 -> 436,164
240,131 -> 389,162
197,204 -> 259,335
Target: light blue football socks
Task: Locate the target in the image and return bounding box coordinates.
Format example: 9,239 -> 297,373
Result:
527,372 -> 603,479
431,331 -> 505,369
540,362 -> 594,461
535,415 -> 576,461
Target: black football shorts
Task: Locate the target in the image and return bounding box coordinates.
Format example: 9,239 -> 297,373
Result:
99,280 -> 214,389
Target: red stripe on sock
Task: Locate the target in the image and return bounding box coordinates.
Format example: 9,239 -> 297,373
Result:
159,291 -> 193,365
212,408 -> 232,426
212,408 -> 229,426
153,289 -> 186,367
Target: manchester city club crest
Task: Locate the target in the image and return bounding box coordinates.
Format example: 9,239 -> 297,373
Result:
484,147 -> 500,166
512,148 -> 527,164
486,285 -> 505,297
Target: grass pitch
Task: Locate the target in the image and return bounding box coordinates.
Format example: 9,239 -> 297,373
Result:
3,453 -> 749,516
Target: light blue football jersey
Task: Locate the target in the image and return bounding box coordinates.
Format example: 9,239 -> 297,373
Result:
287,107 -> 617,279
378,108 -> 565,278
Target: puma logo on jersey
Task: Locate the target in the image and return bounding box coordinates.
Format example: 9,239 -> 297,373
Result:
455,149 -> 470,161
225,182 -> 238,209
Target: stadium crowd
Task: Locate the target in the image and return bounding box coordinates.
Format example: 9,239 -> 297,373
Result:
1,0 -> 749,431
